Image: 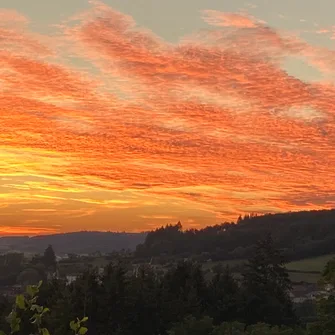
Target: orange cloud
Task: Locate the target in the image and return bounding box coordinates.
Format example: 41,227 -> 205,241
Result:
0,2 -> 335,234
201,10 -> 263,28
0,226 -> 58,236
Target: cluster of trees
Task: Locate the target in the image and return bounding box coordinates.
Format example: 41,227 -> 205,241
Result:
0,281 -> 88,335
168,317 -> 304,335
0,245 -> 57,288
135,209 -> 335,261
0,253 -> 25,287
1,236 -> 335,334
2,235 -> 334,335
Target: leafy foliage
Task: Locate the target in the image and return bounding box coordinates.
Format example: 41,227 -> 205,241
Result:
0,281 -> 88,335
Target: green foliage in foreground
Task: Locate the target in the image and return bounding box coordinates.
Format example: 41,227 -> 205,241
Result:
0,281 -> 88,335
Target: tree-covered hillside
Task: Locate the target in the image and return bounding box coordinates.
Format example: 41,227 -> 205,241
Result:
135,209 -> 335,261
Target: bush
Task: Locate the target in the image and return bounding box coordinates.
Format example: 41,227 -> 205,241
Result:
0,281 -> 88,335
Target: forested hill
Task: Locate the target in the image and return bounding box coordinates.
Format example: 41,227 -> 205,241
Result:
1,209 -> 334,257
0,231 -> 147,255
135,209 -> 335,261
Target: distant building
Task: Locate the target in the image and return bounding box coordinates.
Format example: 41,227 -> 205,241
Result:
290,282 -> 331,303
325,284 -> 334,292
306,290 -> 330,300
66,275 -> 78,285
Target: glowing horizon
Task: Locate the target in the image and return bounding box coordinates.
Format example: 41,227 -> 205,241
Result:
1,0 -> 335,235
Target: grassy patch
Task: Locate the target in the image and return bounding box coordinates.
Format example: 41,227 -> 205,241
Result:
286,254 -> 335,272
202,254 -> 335,284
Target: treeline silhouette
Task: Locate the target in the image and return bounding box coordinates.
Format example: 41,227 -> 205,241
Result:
1,209 -> 335,259
135,209 -> 335,261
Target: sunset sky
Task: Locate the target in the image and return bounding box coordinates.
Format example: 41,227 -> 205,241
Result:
1,0 -> 335,235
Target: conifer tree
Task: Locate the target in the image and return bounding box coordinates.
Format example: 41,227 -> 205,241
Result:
42,245 -> 57,272
241,234 -> 296,326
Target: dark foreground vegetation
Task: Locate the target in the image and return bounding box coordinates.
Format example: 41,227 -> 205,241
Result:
1,236 -> 335,335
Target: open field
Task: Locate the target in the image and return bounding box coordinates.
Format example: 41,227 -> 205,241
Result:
286,254 -> 335,272
202,254 -> 335,284
203,254 -> 334,270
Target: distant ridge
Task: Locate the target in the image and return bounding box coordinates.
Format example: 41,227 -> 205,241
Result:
1,209 -> 335,257
0,231 -> 147,255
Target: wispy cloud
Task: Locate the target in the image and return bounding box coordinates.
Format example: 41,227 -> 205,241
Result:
201,10 -> 265,28
0,1 -> 334,234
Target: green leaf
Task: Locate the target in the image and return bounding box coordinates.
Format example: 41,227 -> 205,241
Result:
70,321 -> 77,331
81,317 -> 88,323
31,296 -> 38,304
31,304 -> 39,311
26,285 -> 33,296
26,285 -> 38,297
15,295 -> 25,310
10,317 -> 20,334
30,313 -> 41,325
78,327 -> 88,335
11,323 -> 20,334
41,328 -> 50,335
31,304 -> 43,313
6,311 -> 13,324
0,331 -> 7,335
37,281 -> 43,289
42,307 -> 50,314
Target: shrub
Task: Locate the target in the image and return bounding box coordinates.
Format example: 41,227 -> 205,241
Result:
0,281 -> 88,335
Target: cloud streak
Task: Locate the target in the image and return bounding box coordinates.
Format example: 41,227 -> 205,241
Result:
0,1 -> 334,234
